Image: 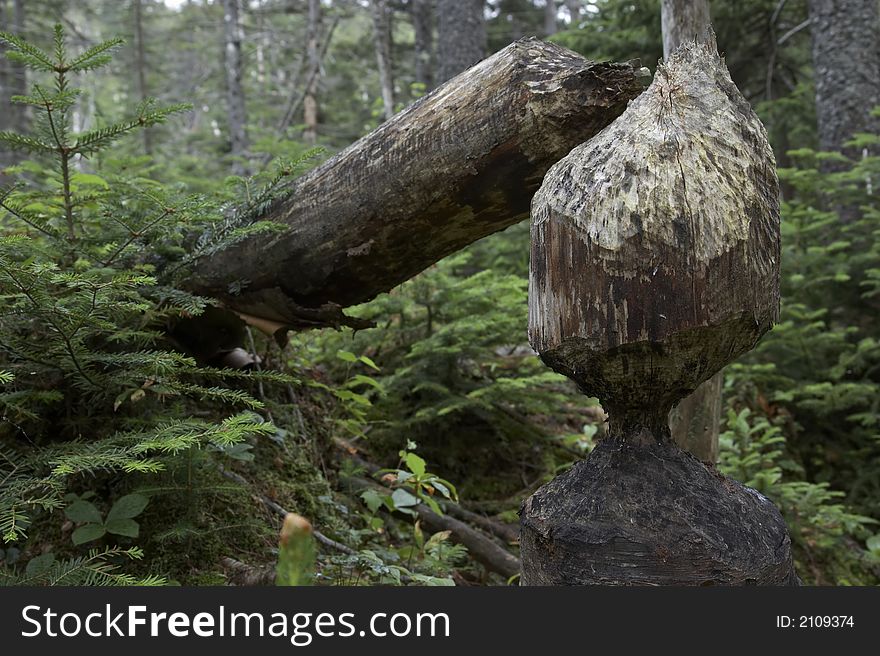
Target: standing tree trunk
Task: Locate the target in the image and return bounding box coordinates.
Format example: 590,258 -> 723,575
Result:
564,0 -> 581,25
661,0 -> 711,60
411,0 -> 434,90
522,38 -> 795,586
807,0 -> 880,163
660,0 -> 721,464
436,0 -> 486,84
303,0 -> 322,144
133,0 -> 152,155
370,0 -> 395,121
222,0 -> 248,175
0,0 -> 26,174
544,0 -> 557,36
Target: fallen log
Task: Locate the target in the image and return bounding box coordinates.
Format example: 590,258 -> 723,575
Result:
185,38 -> 649,328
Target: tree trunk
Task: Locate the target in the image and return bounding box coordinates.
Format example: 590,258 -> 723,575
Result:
303,0 -> 321,144
660,0 -> 721,463
661,0 -> 711,60
807,0 -> 880,161
133,0 -> 152,155
0,0 -> 26,174
185,39 -> 649,330
436,0 -> 486,84
522,38 -> 795,586
411,0 -> 434,90
564,0 -> 581,25
222,0 -> 248,175
544,0 -> 557,36
370,0 -> 395,121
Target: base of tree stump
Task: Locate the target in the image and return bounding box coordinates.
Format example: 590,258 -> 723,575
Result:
519,439 -> 799,585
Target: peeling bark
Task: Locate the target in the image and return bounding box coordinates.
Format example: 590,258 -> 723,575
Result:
186,39 -> 649,329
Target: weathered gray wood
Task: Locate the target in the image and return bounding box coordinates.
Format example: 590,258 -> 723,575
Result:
528,36 -> 779,440
520,440 -> 799,585
660,0 -> 722,463
185,39 -> 649,329
523,37 -> 791,586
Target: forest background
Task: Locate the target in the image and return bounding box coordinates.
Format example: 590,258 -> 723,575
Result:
1,0 -> 879,586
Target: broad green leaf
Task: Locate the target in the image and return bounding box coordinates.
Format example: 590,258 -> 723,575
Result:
72,524 -> 106,545
106,493 -> 149,521
105,518 -> 139,538
64,500 -> 103,525
390,488 -> 419,509
25,553 -> 56,577
360,489 -> 384,514
404,452 -> 426,477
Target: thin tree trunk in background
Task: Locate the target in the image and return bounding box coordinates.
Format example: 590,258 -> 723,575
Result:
133,0 -> 152,155
544,0 -> 557,36
564,0 -> 581,25
436,0 -> 486,84
807,0 -> 880,163
370,0 -> 395,121
661,0 -> 721,464
411,0 -> 433,90
222,0 -> 248,174
0,0 -> 27,174
661,0 -> 711,60
303,0 -> 321,144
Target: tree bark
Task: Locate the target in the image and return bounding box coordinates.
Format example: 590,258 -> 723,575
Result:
520,441 -> 798,585
807,0 -> 880,159
133,0 -> 152,155
303,0 -> 321,144
436,0 -> 486,84
411,0 -> 434,90
222,0 -> 248,175
660,0 -> 721,463
370,0 -> 395,121
523,38 -> 791,586
185,39 -> 649,330
544,0 -> 557,36
0,0 -> 26,174
661,0 -> 711,60
564,0 -> 581,25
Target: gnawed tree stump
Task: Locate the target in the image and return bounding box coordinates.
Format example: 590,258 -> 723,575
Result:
521,37 -> 796,585
185,38 -> 649,330
520,441 -> 798,585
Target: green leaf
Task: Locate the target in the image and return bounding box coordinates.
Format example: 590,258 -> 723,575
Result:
390,489 -> 419,509
404,452 -> 426,477
358,355 -> 380,371
25,553 -> 56,577
105,518 -> 139,538
72,524 -> 107,545
64,500 -> 103,525
867,534 -> 880,554
336,350 -> 358,363
360,489 -> 384,514
106,494 -> 149,521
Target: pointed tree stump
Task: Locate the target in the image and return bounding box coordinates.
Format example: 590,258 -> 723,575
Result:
521,39 -> 798,586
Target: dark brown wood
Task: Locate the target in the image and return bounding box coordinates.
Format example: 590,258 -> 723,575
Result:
520,440 -> 799,585
522,37 -> 793,586
185,39 -> 649,330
